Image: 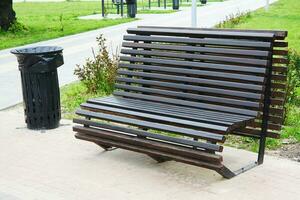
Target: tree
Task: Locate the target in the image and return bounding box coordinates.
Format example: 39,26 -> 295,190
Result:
0,0 -> 16,31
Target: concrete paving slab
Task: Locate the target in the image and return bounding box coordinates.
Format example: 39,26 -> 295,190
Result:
0,106 -> 299,200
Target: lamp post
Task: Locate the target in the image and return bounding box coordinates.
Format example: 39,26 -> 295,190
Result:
265,0 -> 269,11
191,0 -> 197,27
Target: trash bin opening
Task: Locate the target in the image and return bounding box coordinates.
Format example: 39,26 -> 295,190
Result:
11,46 -> 63,55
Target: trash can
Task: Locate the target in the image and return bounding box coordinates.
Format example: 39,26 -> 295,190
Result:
172,0 -> 179,10
11,46 -> 64,130
127,0 -> 137,18
200,0 -> 207,4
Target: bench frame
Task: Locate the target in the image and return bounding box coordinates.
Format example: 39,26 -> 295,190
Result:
74,27 -> 288,179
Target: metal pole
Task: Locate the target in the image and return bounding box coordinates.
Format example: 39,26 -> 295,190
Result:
121,0 -> 124,17
191,0 -> 197,27
158,0 -> 160,7
149,0 -> 151,9
101,0 -> 105,17
257,40 -> 274,164
164,0 -> 166,9
265,0 -> 269,11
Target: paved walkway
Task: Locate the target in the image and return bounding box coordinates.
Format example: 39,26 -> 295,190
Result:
0,106 -> 299,200
0,0 -> 277,109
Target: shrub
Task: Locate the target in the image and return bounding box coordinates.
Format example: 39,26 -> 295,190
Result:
215,11 -> 251,29
7,20 -> 28,33
286,49 -> 300,104
74,34 -> 119,94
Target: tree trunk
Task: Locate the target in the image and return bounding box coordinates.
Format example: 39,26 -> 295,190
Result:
0,0 -> 16,31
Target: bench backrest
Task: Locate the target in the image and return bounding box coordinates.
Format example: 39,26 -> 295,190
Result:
115,27 -> 288,139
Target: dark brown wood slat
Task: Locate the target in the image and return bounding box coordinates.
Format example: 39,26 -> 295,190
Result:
274,41 -> 288,47
272,74 -> 287,81
123,35 -> 272,48
270,98 -> 284,105
120,55 -> 267,75
117,76 -> 262,100
269,107 -> 284,116
91,96 -> 254,123
127,28 -> 275,40
74,126 -> 223,161
121,49 -> 269,67
122,42 -> 270,57
75,132 -> 224,170
116,77 -> 261,108
76,109 -> 226,142
119,60 -> 265,83
88,97 -> 236,125
118,66 -> 264,92
273,58 -> 288,64
271,91 -> 286,98
253,122 -> 282,131
232,128 -> 280,139
272,83 -> 286,89
137,26 -> 287,39
73,118 -> 223,152
114,91 -> 258,117
115,84 -> 261,113
273,50 -> 288,56
272,66 -> 287,73
80,102 -> 231,133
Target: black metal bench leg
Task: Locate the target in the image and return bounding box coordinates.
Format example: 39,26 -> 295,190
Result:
94,142 -> 116,151
148,154 -> 172,163
216,166 -> 236,179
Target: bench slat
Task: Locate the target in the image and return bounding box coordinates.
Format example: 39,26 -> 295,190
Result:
90,96 -> 253,123
118,66 -> 264,92
120,56 -> 267,76
121,49 -> 269,67
138,26 -> 286,39
81,102 -> 230,133
74,127 -> 223,159
75,132 -> 224,170
116,75 -> 262,100
88,97 -> 236,125
127,28 -> 275,40
73,118 -> 223,152
115,84 -> 261,113
119,60 -> 265,83
76,109 -> 226,142
124,35 -> 272,48
122,42 -> 270,57
116,77 -> 261,108
114,91 -> 258,117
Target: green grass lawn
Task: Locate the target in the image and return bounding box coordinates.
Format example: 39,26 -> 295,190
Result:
225,0 -> 300,52
0,0 -> 178,50
0,1 -> 136,50
61,82 -> 104,119
216,0 -> 300,150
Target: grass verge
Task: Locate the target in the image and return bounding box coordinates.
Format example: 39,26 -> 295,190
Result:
216,0 -> 300,151
1,0 -> 177,50
60,82 -> 105,119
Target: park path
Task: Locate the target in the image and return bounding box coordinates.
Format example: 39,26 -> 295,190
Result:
0,0 -> 276,110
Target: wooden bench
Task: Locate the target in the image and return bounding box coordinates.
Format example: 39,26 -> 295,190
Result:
73,26 -> 288,178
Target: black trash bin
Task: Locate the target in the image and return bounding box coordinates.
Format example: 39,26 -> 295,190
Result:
11,46 -> 64,130
200,0 -> 207,4
127,0 -> 137,18
172,0 -> 179,10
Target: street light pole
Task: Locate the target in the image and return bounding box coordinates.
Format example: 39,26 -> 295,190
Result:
191,0 -> 197,27
265,0 -> 269,11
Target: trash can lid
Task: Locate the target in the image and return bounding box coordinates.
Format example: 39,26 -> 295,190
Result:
11,46 -> 63,55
